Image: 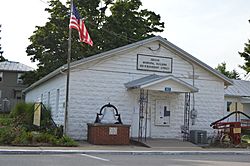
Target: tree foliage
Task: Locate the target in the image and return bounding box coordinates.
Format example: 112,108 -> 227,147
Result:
215,62 -> 240,79
24,0 -> 165,85
0,56 -> 6,62
239,39 -> 250,73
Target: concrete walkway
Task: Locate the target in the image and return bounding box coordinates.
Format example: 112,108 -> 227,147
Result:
140,139 -> 203,151
0,139 -> 249,155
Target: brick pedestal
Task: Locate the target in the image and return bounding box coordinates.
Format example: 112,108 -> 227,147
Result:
87,123 -> 130,145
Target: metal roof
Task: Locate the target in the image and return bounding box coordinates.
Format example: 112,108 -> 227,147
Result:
24,36 -> 232,93
125,74 -> 163,88
124,74 -> 199,92
225,79 -> 250,97
0,61 -> 33,72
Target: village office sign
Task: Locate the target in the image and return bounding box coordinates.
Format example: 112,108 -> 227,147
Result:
137,54 -> 172,73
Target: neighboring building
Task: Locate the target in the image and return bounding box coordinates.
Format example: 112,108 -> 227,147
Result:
24,36 -> 233,140
224,79 -> 250,121
0,61 -> 33,112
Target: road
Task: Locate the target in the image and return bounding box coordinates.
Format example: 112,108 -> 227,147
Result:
0,154 -> 249,166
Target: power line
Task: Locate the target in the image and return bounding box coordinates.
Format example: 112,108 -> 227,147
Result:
87,21 -> 138,43
39,0 -> 49,5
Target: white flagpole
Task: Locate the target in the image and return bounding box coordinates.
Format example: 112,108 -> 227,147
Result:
64,0 -> 73,135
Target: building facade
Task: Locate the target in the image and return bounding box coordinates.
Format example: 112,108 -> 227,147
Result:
0,61 -> 33,112
24,36 -> 233,140
224,79 -> 250,121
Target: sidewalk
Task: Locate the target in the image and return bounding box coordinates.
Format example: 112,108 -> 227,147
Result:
0,139 -> 249,155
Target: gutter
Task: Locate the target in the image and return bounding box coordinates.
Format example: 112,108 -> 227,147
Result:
22,65 -> 67,93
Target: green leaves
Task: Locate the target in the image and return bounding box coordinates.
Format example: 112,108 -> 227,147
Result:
215,62 -> 240,79
24,0 -> 165,85
239,39 -> 250,73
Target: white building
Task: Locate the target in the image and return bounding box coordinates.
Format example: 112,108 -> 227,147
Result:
224,79 -> 250,122
24,36 -> 233,140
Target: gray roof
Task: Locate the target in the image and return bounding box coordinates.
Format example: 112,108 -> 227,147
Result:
0,61 -> 33,72
225,79 -> 250,97
125,74 -> 199,92
125,74 -> 163,88
24,36 -> 233,93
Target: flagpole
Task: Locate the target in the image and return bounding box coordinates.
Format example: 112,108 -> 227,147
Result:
64,0 -> 73,135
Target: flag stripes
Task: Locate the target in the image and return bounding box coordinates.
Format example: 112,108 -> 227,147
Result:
69,4 -> 93,46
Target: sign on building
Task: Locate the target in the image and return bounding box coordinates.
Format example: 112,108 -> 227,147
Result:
137,54 -> 172,73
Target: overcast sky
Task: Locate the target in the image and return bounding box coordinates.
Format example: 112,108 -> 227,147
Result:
0,0 -> 249,76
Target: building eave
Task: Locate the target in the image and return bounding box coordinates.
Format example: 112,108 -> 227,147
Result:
24,36 -> 233,93
22,65 -> 67,93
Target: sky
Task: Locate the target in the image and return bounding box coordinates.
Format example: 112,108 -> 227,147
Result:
0,0 -> 249,76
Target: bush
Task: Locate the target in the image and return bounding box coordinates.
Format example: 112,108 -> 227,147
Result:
56,136 -> 78,147
0,115 -> 13,127
12,130 -> 33,145
0,102 -> 78,147
11,131 -> 77,146
0,126 -> 16,144
10,102 -> 34,126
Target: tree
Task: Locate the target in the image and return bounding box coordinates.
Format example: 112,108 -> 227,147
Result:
0,24 -> 7,62
239,39 -> 250,73
24,0 -> 165,85
0,56 -> 6,62
215,62 -> 240,79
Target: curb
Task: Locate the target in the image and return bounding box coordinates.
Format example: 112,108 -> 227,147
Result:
0,149 -> 250,155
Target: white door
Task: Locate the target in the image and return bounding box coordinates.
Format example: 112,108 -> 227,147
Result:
155,100 -> 170,126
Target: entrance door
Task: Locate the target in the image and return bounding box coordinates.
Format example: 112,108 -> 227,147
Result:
155,100 -> 170,126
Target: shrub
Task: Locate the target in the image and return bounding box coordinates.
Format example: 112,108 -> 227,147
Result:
0,115 -> 13,127
1,102 -> 78,147
10,102 -> 34,126
0,126 -> 16,144
33,132 -> 55,144
55,135 -> 78,147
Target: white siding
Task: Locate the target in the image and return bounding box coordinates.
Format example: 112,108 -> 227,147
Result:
25,40 -> 226,140
68,70 -> 134,139
66,41 -> 225,139
190,79 -> 225,136
25,74 -> 66,125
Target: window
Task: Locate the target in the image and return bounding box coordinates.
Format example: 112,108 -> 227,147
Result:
14,90 -> 22,100
41,94 -> 43,103
227,102 -> 243,112
227,102 -> 232,112
17,73 -> 23,84
0,72 -> 3,82
55,89 -> 60,112
47,92 -> 50,106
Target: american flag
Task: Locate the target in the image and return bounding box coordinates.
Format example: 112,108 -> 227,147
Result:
69,4 -> 93,46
